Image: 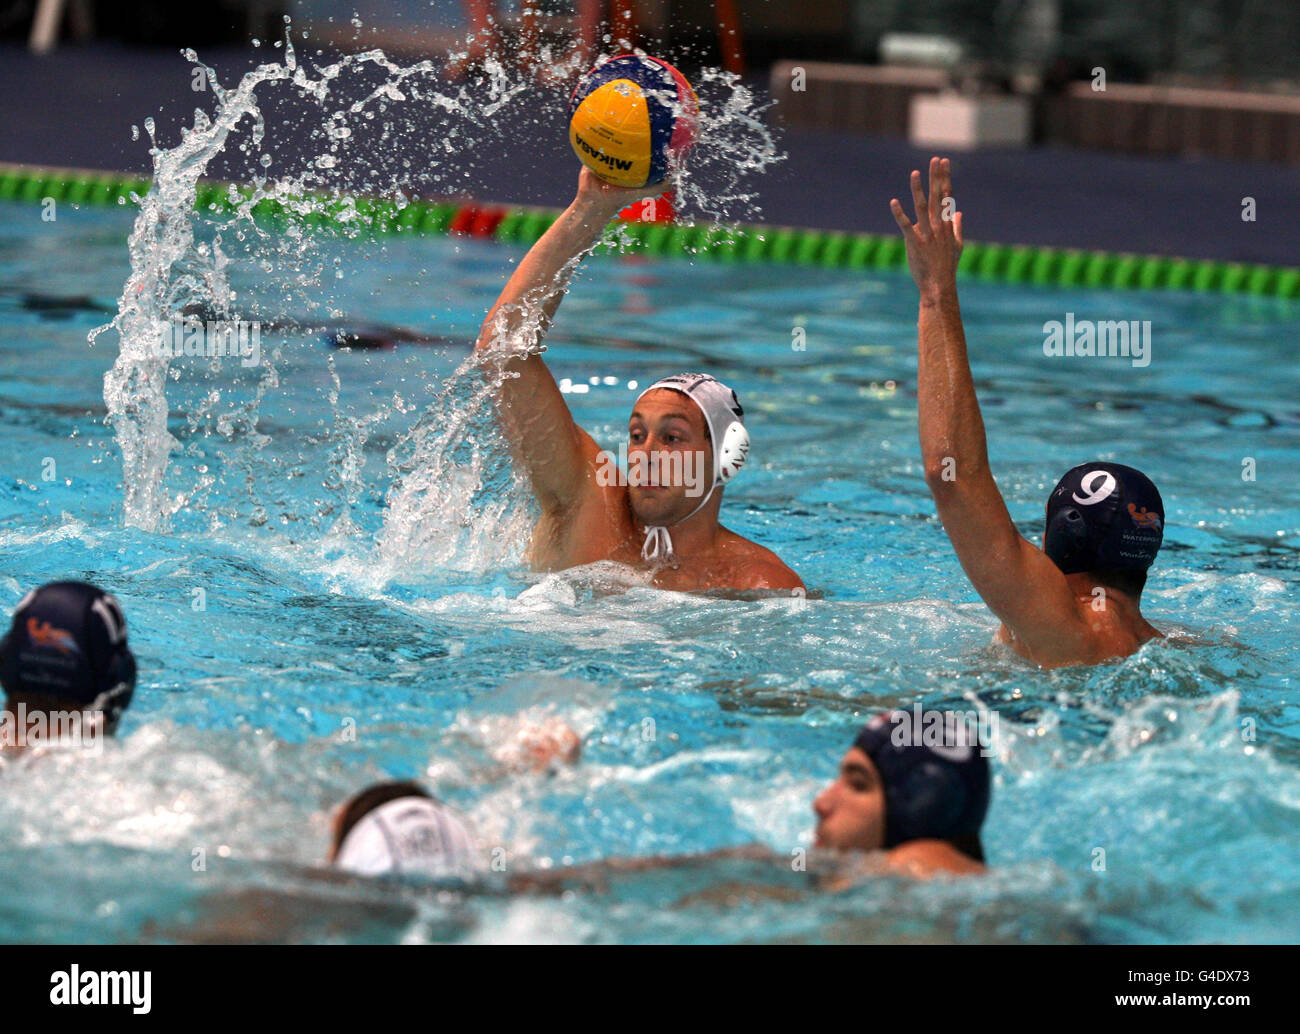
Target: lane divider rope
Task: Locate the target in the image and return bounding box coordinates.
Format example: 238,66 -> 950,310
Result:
2,163 -> 1296,298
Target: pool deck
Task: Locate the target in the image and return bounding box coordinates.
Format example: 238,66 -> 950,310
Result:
1,42 -> 1296,266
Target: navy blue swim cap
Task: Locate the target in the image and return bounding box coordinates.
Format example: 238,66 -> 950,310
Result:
853,709 -> 991,849
0,582 -> 136,726
1043,462 -> 1164,575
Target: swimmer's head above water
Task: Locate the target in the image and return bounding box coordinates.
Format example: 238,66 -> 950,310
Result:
628,373 -> 748,561
0,581 -> 136,745
1043,462 -> 1164,598
329,781 -> 480,881
814,709 -> 991,863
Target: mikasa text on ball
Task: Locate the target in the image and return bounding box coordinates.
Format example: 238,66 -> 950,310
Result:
568,55 -> 699,188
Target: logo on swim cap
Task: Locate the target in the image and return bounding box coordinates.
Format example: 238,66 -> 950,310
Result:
1071,470 -> 1117,506
0,582 -> 136,727
1127,503 -> 1162,530
26,618 -> 79,655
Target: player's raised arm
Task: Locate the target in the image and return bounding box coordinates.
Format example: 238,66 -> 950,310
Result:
890,158 -> 1089,664
476,169 -> 662,514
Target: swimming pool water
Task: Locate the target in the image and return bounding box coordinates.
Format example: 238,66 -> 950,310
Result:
1,199 -> 1298,943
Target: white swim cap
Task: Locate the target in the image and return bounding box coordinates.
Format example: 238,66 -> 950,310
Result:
334,795 -> 479,881
636,373 -> 748,485
635,373 -> 750,561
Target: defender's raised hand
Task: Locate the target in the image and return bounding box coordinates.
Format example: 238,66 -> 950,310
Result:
890,157 -> 964,296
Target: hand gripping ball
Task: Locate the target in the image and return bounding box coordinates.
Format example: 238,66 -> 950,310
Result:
568,55 -> 699,188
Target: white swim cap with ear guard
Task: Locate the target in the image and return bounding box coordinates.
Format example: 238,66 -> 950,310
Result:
634,373 -> 748,561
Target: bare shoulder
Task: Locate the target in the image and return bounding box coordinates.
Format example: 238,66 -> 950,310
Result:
885,840 -> 985,878
1062,593 -> 1162,665
720,528 -> 804,591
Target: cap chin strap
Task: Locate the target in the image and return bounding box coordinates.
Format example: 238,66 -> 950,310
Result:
633,395 -> 748,564
640,479 -> 719,562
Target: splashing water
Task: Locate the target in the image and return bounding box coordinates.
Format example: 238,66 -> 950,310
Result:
673,65 -> 783,227
91,21 -> 782,582
373,349 -> 534,583
93,29 -> 449,532
95,56 -> 291,530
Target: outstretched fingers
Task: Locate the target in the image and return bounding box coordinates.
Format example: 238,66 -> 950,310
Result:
894,159 -> 961,248
889,197 -> 918,238
938,157 -> 953,199
927,157 -> 948,233
909,169 -> 929,234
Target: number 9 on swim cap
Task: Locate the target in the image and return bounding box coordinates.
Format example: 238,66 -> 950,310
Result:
568,55 -> 698,188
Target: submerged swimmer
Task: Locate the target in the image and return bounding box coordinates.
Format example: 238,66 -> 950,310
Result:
0,581 -> 136,754
891,157 -> 1165,668
327,716 -> 586,879
157,732 -> 582,943
154,782 -> 483,943
475,168 -> 802,593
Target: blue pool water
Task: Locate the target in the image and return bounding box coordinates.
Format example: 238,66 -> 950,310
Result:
1,198 -> 1298,943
